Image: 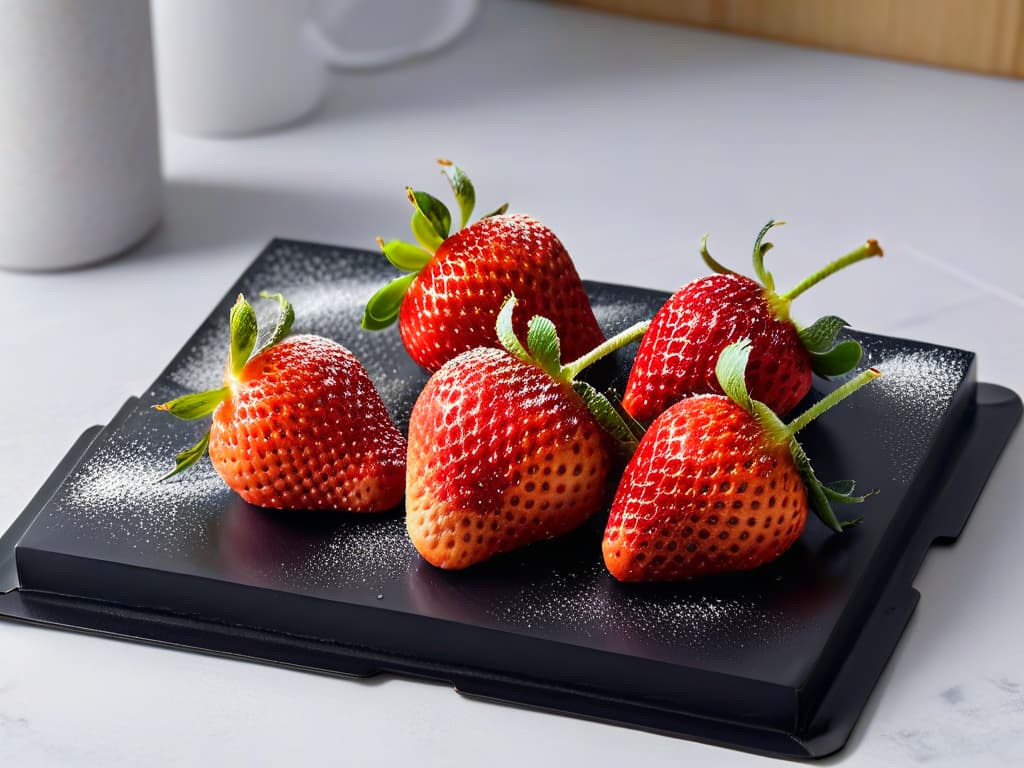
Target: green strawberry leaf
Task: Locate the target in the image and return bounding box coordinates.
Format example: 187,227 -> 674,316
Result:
410,210 -> 444,252
572,380 -> 642,456
809,339 -> 863,378
714,339 -> 754,414
789,438 -> 847,533
159,430 -> 211,482
480,202 -> 509,219
255,291 -> 295,355
362,273 -> 417,331
154,387 -> 229,420
496,294 -> 531,363
610,390 -> 648,441
229,294 -> 258,377
824,479 -> 856,496
752,399 -> 791,446
751,219 -> 784,292
379,238 -> 432,272
822,479 -> 877,504
799,315 -> 850,354
699,233 -> 735,275
439,160 -> 475,229
527,315 -> 562,378
407,188 -> 451,241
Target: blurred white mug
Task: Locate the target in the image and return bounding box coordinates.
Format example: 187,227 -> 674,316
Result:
0,0 -> 162,271
152,0 -> 478,137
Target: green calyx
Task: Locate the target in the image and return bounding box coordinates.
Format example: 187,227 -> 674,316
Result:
496,294 -> 649,455
701,220 -> 883,379
715,339 -> 881,532
154,291 -> 295,480
361,159 -> 510,332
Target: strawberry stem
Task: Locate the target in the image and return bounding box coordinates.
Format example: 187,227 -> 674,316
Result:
562,320 -> 650,381
786,367 -> 882,437
781,239 -> 883,303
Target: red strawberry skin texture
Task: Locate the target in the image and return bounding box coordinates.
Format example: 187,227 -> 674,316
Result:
208,334 -> 407,512
622,274 -> 811,421
406,347 -> 611,569
398,213 -> 606,372
603,394 -> 807,582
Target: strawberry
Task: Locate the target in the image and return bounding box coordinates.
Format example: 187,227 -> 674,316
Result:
406,295 -> 648,569
362,159 -> 605,372
156,292 -> 406,512
604,340 -> 879,582
622,221 -> 882,420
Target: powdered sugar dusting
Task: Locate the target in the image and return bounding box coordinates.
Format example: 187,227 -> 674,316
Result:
284,516 -> 416,590
485,559 -> 791,653
51,417 -> 227,557
860,336 -> 973,483
211,499 -> 416,594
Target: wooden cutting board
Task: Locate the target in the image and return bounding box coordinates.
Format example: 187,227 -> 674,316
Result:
562,0 -> 1024,78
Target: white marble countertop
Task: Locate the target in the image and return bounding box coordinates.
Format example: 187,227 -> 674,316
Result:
1,1 -> 1022,765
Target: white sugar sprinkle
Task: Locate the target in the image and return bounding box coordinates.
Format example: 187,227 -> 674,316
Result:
860,339 -> 970,483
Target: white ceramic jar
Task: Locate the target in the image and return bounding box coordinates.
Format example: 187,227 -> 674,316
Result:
0,0 -> 163,271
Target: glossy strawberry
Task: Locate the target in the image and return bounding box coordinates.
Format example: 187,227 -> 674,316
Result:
622,221 -> 882,420
605,340 -> 879,582
156,293 -> 406,512
362,160 -> 605,372
406,295 -> 648,569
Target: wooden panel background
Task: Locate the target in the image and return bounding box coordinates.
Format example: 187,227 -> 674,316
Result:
561,0 -> 1024,78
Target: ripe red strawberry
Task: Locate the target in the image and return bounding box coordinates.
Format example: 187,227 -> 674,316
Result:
604,340 -> 879,582
362,159 -> 605,372
406,295 -> 648,569
622,221 -> 882,420
156,293 -> 406,512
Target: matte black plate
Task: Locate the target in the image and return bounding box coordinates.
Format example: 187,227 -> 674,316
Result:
1,240 -> 1020,758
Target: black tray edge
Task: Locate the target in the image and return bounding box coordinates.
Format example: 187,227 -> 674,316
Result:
1,426 -> 106,594
1,384 -> 1018,759
1,396 -> 142,593
0,588 -> 809,757
802,382 -> 1022,756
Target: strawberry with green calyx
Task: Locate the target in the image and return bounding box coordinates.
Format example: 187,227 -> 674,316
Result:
362,159 -> 606,373
406,295 -> 649,569
622,220 -> 883,421
156,292 -> 406,512
604,340 -> 880,582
